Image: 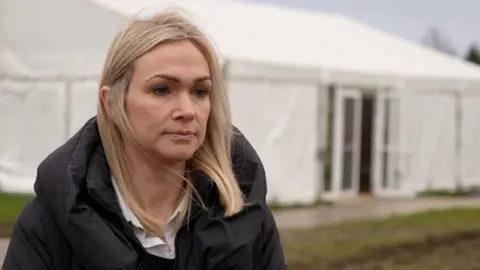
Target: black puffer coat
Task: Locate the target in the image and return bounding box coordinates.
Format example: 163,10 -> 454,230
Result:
2,117 -> 287,270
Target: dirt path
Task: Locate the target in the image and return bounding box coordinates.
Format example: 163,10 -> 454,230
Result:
0,238 -> 8,267
273,196 -> 480,229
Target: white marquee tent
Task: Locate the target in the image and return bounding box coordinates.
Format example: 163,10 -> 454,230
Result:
2,0 -> 480,204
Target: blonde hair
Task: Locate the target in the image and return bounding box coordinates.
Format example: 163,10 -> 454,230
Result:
96,10 -> 244,237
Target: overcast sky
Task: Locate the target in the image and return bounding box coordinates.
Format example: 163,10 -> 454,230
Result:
239,0 -> 480,56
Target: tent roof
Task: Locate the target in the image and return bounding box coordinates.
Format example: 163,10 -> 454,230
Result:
90,0 -> 480,83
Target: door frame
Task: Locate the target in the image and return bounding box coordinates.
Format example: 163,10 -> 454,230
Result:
323,87 -> 363,199
372,90 -> 407,197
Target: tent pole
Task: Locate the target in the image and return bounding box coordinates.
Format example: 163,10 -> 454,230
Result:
317,71 -> 331,201
454,89 -> 463,191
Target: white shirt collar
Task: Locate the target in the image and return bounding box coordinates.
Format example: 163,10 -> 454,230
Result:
111,176 -> 180,259
112,178 -> 142,228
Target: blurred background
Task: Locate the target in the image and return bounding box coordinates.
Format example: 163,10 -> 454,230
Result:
1,0 -> 480,269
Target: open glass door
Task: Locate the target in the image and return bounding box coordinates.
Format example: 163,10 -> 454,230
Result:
326,87 -> 363,199
372,90 -> 407,197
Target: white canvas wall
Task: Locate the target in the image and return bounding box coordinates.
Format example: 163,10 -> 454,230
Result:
227,78 -> 319,204
68,80 -> 102,135
373,90 -> 460,197
399,92 -> 456,193
460,94 -> 480,187
375,90 -> 466,197
0,79 -> 67,192
0,76 -> 103,193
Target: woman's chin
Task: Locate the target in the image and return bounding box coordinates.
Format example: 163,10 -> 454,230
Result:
158,148 -> 196,164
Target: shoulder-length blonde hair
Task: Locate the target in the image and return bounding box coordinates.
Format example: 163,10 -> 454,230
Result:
96,9 -> 244,237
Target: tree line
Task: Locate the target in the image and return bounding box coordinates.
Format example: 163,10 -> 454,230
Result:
421,27 -> 480,65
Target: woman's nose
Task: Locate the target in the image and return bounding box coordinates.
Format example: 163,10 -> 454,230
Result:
172,92 -> 195,121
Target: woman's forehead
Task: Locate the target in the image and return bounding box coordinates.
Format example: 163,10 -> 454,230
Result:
132,40 -> 211,81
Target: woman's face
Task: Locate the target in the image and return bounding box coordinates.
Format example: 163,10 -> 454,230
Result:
124,40 -> 211,164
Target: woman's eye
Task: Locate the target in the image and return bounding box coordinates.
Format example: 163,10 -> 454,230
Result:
193,88 -> 209,98
153,86 -> 169,96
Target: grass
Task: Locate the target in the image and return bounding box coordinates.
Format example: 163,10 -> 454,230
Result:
340,230 -> 480,270
0,193 -> 34,237
281,207 -> 480,269
418,188 -> 480,197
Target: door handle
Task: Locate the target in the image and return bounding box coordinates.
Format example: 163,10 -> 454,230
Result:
316,149 -> 326,160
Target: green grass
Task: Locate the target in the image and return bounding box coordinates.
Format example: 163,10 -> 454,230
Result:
418,188 -> 479,197
0,193 -> 34,237
281,207 -> 480,269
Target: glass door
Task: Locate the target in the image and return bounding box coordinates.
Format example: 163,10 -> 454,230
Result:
327,87 -> 363,199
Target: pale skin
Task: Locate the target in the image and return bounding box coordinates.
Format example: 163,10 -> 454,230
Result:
100,40 -> 212,225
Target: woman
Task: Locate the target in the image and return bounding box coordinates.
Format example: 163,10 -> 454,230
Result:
3,10 -> 286,270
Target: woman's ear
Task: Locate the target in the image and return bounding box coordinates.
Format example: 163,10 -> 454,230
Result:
100,86 -> 113,118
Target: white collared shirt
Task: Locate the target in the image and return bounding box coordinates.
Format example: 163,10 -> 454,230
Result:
112,177 -> 178,259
